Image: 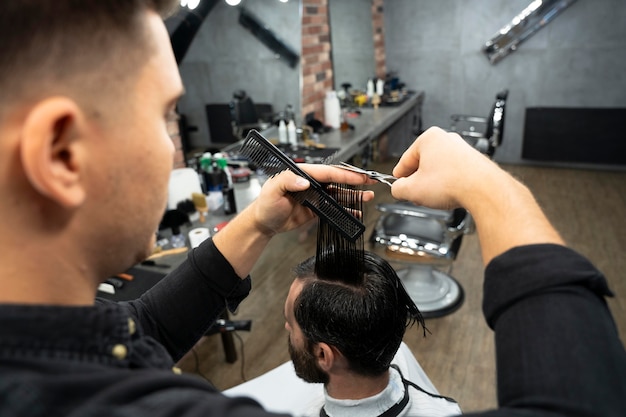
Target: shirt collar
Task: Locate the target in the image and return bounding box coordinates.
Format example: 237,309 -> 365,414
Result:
322,367 -> 407,417
0,301 -> 137,366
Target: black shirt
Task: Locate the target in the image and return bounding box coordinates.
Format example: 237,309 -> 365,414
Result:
0,242 -> 624,416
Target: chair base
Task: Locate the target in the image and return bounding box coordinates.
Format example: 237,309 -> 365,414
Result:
395,266 -> 464,319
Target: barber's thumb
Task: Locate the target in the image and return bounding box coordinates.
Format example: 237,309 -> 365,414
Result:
278,171 -> 310,192
293,176 -> 310,190
391,176 -> 422,202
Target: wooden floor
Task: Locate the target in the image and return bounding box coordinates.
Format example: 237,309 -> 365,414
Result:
177,158 -> 626,414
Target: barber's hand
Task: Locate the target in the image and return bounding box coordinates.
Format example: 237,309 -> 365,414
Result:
392,127 -> 563,265
391,127 -> 497,210
250,164 -> 375,236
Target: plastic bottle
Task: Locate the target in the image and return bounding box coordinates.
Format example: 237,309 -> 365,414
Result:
278,119 -> 288,144
287,119 -> 297,146
324,91 -> 341,130
216,157 -> 237,215
198,152 -> 212,194
366,79 -> 374,97
376,78 -> 385,96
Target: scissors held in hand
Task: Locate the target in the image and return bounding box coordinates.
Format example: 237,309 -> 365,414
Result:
333,162 -> 397,187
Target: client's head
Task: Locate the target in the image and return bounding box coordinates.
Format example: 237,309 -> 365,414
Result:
284,251 -> 423,384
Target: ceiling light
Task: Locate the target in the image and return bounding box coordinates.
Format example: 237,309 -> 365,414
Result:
187,0 -> 200,9
225,0 -> 242,5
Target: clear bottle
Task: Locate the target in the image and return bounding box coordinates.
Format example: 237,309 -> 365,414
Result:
170,227 -> 186,248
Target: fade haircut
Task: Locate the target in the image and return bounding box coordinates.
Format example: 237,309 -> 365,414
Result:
293,251 -> 425,377
0,0 -> 179,118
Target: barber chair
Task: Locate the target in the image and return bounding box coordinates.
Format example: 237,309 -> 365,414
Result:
450,89 -> 508,158
231,90 -> 273,138
206,104 -> 238,145
370,202 -> 470,318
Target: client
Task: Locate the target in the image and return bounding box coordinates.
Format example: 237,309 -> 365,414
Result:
284,183 -> 461,417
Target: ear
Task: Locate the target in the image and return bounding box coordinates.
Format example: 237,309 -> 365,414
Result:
314,342 -> 337,373
20,97 -> 87,208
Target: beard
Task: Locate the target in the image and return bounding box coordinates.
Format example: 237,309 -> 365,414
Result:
288,336 -> 329,384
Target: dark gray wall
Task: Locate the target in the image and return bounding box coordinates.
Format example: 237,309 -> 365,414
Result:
384,0 -> 626,165
178,0 -> 301,149
329,0 -> 375,92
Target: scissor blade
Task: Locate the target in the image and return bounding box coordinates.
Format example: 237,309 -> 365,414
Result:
332,162 -> 395,187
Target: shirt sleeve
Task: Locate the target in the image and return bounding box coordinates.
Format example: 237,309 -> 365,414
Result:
121,237 -> 252,361
480,244 -> 626,416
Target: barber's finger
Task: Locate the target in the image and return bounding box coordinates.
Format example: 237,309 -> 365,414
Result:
297,163 -> 376,185
324,183 -> 376,203
362,190 -> 375,202
392,128 -> 438,178
391,175 -> 423,204
393,126 -> 451,178
265,170 -> 376,197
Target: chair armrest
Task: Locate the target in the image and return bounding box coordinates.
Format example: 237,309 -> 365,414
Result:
376,202 -> 454,223
450,114 -> 488,124
460,131 -> 488,139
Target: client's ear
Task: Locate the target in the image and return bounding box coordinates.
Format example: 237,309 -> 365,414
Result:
20,97 -> 88,208
315,342 -> 337,372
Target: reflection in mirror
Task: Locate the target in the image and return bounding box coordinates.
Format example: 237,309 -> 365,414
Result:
175,0 -> 302,150
328,0 -> 376,94
483,0 -> 578,64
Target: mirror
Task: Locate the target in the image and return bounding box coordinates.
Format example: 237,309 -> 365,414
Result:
175,0 -> 302,149
328,0 -> 376,94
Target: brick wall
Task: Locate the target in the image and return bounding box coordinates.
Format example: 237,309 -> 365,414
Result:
371,0 -> 387,79
300,0 -> 386,122
301,0 -> 333,121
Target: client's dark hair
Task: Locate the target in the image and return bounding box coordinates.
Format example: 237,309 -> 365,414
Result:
293,251 -> 424,377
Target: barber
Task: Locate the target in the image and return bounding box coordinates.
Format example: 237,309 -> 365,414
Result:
0,1 -> 373,414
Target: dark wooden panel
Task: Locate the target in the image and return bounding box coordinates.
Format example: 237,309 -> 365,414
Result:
522,107 -> 626,165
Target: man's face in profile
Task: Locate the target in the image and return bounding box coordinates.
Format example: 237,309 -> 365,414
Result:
287,335 -> 328,384
285,279 -> 329,384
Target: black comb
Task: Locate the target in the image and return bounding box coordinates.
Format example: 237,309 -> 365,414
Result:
238,130 -> 366,242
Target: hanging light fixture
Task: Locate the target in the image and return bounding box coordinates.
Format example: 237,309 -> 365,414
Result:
187,0 -> 200,9
225,0 -> 242,5
180,0 -> 200,9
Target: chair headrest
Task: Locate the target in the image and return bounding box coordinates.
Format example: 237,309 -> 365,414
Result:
233,89 -> 248,100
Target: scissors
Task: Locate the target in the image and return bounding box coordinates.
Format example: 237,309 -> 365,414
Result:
332,162 -> 397,187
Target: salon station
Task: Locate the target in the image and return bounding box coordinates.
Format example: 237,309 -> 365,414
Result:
97,0 -> 626,413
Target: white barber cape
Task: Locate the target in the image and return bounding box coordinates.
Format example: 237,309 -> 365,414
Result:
224,342 -> 461,417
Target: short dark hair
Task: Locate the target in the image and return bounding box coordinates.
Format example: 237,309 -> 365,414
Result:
0,0 -> 179,116
293,251 -> 419,377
